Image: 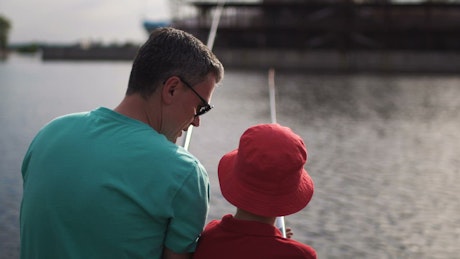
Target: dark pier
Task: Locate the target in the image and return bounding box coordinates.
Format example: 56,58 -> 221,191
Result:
173,1 -> 460,51
42,1 -> 460,72
41,44 -> 139,61
163,0 -> 460,73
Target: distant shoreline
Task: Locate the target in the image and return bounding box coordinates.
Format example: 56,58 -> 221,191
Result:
41,44 -> 139,62
214,48 -> 460,74
39,45 -> 460,73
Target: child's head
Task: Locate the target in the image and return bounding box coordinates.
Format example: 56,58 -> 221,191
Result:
218,123 -> 314,217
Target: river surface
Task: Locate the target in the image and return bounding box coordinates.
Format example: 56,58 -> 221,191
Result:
1,54 -> 459,258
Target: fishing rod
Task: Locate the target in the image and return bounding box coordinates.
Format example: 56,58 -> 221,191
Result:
182,0 -> 225,151
180,0 -> 287,238
268,68 -> 287,238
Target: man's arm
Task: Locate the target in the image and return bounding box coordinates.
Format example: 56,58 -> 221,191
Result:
163,247 -> 192,259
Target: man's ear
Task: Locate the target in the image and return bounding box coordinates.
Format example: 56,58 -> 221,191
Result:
161,77 -> 180,105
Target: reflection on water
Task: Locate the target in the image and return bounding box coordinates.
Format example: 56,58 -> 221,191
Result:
1,55 -> 459,258
271,73 -> 460,258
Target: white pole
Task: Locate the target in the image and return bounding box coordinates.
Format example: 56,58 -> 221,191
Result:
206,0 -> 225,51
182,0 -> 225,151
268,68 -> 287,238
275,217 -> 286,238
268,68 -> 277,124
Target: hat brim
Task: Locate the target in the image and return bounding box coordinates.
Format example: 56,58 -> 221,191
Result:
218,149 -> 314,217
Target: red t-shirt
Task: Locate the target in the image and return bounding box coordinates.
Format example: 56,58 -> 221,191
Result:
193,214 -> 316,259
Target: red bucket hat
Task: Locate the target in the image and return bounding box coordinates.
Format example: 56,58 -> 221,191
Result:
218,123 -> 314,217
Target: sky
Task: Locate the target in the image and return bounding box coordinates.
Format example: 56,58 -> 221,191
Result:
1,0 -> 171,44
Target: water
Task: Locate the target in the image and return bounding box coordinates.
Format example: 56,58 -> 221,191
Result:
1,54 -> 459,258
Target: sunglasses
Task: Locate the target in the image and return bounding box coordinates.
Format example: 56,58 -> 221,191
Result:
178,77 -> 213,117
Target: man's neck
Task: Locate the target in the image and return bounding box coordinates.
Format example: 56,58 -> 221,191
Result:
114,94 -> 160,131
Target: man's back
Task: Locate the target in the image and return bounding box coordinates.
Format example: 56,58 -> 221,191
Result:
194,215 -> 316,259
20,108 -> 210,259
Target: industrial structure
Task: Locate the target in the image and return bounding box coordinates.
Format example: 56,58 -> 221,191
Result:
164,0 -> 460,51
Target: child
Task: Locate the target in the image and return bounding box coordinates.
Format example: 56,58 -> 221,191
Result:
194,123 -> 316,259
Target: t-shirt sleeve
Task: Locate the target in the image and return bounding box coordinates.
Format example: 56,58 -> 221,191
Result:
164,162 -> 210,253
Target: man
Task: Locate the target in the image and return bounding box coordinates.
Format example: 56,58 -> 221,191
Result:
193,123 -> 316,259
20,27 -> 224,259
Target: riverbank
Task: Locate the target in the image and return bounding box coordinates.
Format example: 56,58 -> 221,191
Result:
41,44 -> 139,61
214,48 -> 460,73
38,45 -> 460,73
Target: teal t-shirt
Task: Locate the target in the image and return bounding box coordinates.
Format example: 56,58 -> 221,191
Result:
20,107 -> 210,259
